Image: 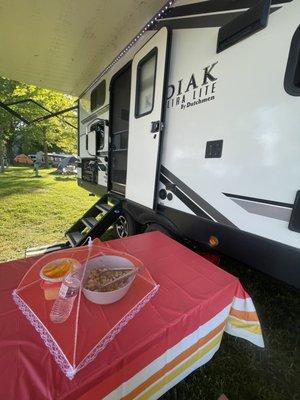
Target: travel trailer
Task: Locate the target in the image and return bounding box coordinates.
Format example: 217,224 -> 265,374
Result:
73,0 -> 300,288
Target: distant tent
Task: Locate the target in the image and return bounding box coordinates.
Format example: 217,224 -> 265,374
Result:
57,155 -> 78,173
14,154 -> 33,164
58,156 -> 78,169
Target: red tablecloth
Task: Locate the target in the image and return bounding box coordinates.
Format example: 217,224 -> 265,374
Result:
0,232 -> 263,400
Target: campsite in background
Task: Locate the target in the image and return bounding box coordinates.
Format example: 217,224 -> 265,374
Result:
0,0 -> 298,399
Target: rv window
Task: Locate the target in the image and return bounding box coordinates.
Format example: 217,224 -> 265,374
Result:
284,25 -> 300,96
90,80 -> 106,111
135,48 -> 157,117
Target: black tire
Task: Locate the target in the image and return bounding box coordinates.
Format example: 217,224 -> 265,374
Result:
144,223 -> 172,237
114,212 -> 140,238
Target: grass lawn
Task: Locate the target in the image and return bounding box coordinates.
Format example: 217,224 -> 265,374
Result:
161,260 -> 299,400
0,166 -> 102,261
0,166 -> 298,399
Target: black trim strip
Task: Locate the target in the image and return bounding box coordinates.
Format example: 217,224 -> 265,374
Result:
223,193 -> 293,208
153,7 -> 280,30
153,11 -> 243,30
153,27 -> 172,210
161,165 -> 236,227
160,173 -> 213,220
77,99 -> 80,157
159,204 -> 300,289
217,0 -> 272,53
166,0 -> 292,18
284,25 -> 300,97
289,190 -> 300,232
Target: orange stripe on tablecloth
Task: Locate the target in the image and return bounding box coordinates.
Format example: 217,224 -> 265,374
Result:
137,334 -> 222,400
230,308 -> 259,322
122,320 -> 226,400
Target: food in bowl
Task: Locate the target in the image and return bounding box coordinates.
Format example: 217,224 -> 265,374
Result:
84,267 -> 134,292
82,254 -> 140,305
40,258 -> 80,282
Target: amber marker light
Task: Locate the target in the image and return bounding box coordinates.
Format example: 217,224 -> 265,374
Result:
208,235 -> 219,247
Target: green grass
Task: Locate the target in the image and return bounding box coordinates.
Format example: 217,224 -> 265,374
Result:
0,166 -> 100,261
161,259 -> 299,400
0,166 -> 298,399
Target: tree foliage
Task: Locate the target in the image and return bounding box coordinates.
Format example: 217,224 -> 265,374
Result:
0,76 -> 77,170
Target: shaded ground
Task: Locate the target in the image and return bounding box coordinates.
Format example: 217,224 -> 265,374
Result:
0,166 -> 298,399
161,257 -> 299,400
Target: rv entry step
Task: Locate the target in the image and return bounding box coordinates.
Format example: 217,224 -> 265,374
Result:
65,194 -> 122,247
25,194 -> 122,256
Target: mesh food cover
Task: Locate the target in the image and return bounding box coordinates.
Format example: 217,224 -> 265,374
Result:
13,239 -> 159,379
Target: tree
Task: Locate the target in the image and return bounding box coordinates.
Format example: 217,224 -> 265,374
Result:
0,76 -> 77,171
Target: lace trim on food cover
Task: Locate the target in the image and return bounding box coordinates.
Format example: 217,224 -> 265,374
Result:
12,290 -> 75,379
74,284 -> 160,375
12,284 -> 159,379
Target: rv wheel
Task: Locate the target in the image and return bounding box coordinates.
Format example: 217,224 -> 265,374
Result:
114,212 -> 139,238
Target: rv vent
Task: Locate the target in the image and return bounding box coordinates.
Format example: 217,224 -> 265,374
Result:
217,0 -> 271,53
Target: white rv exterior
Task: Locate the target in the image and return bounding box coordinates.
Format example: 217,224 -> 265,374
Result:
78,0 -> 300,287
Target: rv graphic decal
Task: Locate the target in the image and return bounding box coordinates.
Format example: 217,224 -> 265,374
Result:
160,165 -> 235,227
167,62 -> 218,110
223,193 -> 293,223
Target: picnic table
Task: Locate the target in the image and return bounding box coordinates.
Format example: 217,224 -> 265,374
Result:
0,232 -> 264,399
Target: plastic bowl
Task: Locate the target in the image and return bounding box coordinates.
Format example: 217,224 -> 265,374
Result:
40,258 -> 81,283
82,255 -> 138,305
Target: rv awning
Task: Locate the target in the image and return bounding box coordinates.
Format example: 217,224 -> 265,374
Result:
0,0 -> 167,96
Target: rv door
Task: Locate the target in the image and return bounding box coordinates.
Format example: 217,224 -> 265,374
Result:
126,27 -> 170,209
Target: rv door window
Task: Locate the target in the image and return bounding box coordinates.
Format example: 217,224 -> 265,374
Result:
135,48 -> 157,117
90,80 -> 106,111
86,121 -> 105,156
90,122 -> 105,151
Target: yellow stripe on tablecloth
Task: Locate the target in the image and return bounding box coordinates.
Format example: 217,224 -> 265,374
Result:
227,316 -> 262,335
121,322 -> 226,400
135,333 -> 223,400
